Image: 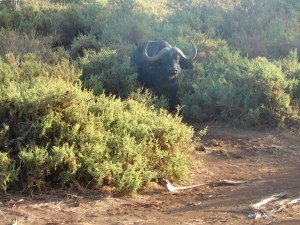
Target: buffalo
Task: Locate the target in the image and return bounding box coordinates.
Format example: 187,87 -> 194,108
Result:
131,40 -> 197,111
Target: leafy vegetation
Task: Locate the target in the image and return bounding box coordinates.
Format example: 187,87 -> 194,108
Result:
0,54 -> 193,193
179,46 -> 299,127
0,0 -> 299,193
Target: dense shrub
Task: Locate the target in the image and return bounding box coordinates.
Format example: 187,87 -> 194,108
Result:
0,6 -> 54,33
0,53 -> 79,85
100,0 -> 169,46
179,46 -> 299,127
223,0 -> 300,58
0,54 -> 194,193
0,29 -> 55,58
80,49 -> 138,98
0,3 -> 107,50
278,49 -> 300,101
52,3 -> 106,47
0,152 -> 18,192
70,34 -> 100,58
0,0 -> 299,59
166,0 -> 300,59
129,88 -> 169,110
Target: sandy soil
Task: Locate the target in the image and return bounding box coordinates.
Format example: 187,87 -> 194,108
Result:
1,125 -> 300,225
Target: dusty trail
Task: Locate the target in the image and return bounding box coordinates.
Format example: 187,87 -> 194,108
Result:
1,126 -> 299,225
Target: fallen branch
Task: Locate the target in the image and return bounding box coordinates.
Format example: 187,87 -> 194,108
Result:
161,178 -> 247,192
248,192 -> 289,220
250,192 -> 289,210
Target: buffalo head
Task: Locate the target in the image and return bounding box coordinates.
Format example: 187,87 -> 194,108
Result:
131,40 -> 197,111
142,41 -> 197,80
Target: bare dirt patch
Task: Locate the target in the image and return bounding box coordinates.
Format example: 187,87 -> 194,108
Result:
1,125 -> 300,225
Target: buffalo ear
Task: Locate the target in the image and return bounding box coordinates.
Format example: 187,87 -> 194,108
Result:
180,59 -> 193,69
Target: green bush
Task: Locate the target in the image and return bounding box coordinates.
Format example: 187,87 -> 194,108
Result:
0,54 -> 194,193
0,152 -> 18,192
19,146 -> 51,190
0,29 -> 54,57
70,34 -> 100,58
129,88 -> 169,110
164,0 -> 300,59
80,49 -> 138,98
52,3 -> 106,47
100,10 -> 156,46
0,6 -> 54,33
179,46 -> 298,127
0,53 -> 80,85
0,3 -> 106,48
0,0 -> 299,59
278,49 -> 300,101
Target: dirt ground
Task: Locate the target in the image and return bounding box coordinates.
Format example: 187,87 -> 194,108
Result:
1,125 -> 300,225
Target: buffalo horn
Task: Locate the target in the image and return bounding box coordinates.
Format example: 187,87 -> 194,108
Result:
173,41 -> 197,61
143,41 -> 171,62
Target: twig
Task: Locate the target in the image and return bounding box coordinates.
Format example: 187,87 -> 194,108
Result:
15,122 -> 35,142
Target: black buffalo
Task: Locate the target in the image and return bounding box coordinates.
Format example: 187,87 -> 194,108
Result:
131,40 -> 197,111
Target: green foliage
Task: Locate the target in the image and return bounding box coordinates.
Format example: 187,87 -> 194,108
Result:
51,0 -> 83,4
180,46 -> 299,127
19,146 -> 51,190
0,152 -> 18,192
0,0 -> 299,58
80,49 -> 138,98
100,0 -> 167,46
52,3 -> 106,47
277,49 -> 300,101
0,54 -> 193,193
70,34 -> 100,58
0,29 -> 54,57
19,143 -> 78,190
0,6 -> 54,33
129,88 -> 169,110
0,53 -> 80,85
165,0 -> 300,58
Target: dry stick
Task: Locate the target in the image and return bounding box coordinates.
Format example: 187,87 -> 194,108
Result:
248,192 -> 289,220
250,192 -> 289,210
162,178 -> 247,192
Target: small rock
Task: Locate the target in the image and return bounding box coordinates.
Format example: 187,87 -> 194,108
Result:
196,145 -> 206,152
73,200 -> 80,207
